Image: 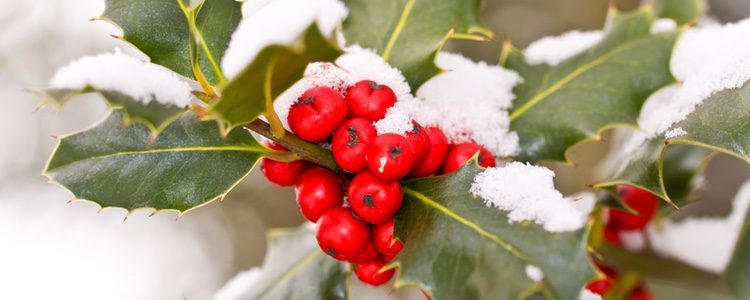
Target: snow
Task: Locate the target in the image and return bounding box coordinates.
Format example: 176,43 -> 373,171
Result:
470,162 -> 586,232
579,289 -> 603,300
50,49 -> 194,107
525,265 -> 544,282
214,268 -> 261,300
619,230 -> 646,252
524,30 -> 603,66
648,180 -> 750,273
639,17 -> 750,136
414,52 -> 522,156
568,191 -> 597,217
222,0 -> 348,78
664,127 -> 687,139
650,18 -> 678,34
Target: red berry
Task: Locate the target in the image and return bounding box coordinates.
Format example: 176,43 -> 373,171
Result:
350,242 -> 380,263
372,219 -> 403,256
262,140 -> 286,151
366,133 -> 415,180
603,223 -> 622,245
259,141 -> 307,186
607,186 -> 658,230
595,262 -> 618,279
348,171 -> 403,224
345,80 -> 397,121
442,142 -> 495,174
288,86 -> 348,142
404,121 -> 431,163
354,258 -> 395,286
630,284 -> 652,300
586,279 -> 613,296
409,127 -> 449,177
295,167 -> 343,222
316,208 -> 371,261
382,252 -> 397,263
332,118 -> 377,173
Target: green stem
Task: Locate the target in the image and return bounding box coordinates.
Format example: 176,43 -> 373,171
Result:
245,119 -> 340,172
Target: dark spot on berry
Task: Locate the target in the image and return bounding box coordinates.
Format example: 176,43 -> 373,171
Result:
296,95 -> 315,105
326,248 -> 336,257
389,146 -> 402,158
477,153 -> 485,164
410,124 -> 420,134
347,126 -> 359,147
368,82 -> 382,89
363,194 -> 375,207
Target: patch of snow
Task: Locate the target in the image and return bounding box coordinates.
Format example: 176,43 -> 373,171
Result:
222,0 -> 348,78
470,162 -> 586,232
214,268 -> 261,300
664,127 -> 687,139
525,264 -> 544,282
648,180 -> 750,273
650,18 -> 678,34
568,191 -> 597,217
524,30 -> 604,66
639,17 -> 750,136
619,230 -> 646,252
50,49 -> 194,107
579,289 -> 603,300
414,52 -> 522,156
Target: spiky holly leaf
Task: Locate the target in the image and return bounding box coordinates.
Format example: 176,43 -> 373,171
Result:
33,87 -> 186,134
595,80 -> 750,205
100,0 -> 241,84
219,225 -> 348,300
44,110 -> 265,212
209,24 -> 341,133
503,8 -> 679,163
655,0 -> 706,25
342,0 -> 493,90
394,162 -> 594,300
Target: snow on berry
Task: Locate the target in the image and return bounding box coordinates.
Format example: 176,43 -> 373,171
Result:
50,49 -> 194,107
470,162 -> 586,232
579,289 -> 603,300
523,30 -> 603,66
221,0 -> 348,78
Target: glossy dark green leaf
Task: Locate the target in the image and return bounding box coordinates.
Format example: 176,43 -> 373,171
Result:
44,110 -> 264,212
395,162 -> 595,300
503,8 -> 679,163
342,0 -> 493,90
101,0 -> 241,84
654,0 -> 706,25
34,87 -> 186,134
595,80 -> 750,205
222,225 -> 349,300
210,24 -> 341,133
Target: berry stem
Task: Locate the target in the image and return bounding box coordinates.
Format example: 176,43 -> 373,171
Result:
245,119 -> 341,172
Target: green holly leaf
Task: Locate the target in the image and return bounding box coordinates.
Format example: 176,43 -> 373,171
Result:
595,80 -> 750,205
100,0 -> 241,84
342,0 -> 493,90
394,162 -> 594,300
654,0 -> 706,25
503,8 -> 679,163
209,24 -> 341,133
44,109 -> 265,212
219,225 -> 348,300
33,87 -> 187,134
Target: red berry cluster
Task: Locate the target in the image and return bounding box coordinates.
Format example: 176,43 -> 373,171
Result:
586,185 -> 659,299
260,80 -> 496,286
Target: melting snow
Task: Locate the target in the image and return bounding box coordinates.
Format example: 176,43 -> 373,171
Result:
524,30 -> 603,66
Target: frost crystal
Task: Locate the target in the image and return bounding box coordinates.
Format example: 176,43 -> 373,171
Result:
470,162 -> 586,232
648,180 -> 750,273
414,52 -> 522,156
639,17 -> 750,136
664,127 -> 687,139
524,30 -> 603,66
50,50 -> 194,107
525,265 -> 544,282
222,0 -> 348,78
650,18 -> 678,34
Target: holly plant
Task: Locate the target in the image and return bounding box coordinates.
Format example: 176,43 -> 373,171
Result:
34,0 -> 750,299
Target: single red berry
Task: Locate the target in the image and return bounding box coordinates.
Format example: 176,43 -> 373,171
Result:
382,252 -> 397,263
348,171 -> 403,224
607,185 -> 658,230
288,86 -> 348,142
295,167 -> 344,222
350,242 -> 380,263
603,223 -> 622,245
586,279 -> 613,296
409,127 -> 449,177
354,258 -> 395,286
595,262 -> 618,279
630,284 -> 652,300
372,219 -> 403,257
442,142 -> 495,174
345,80 -> 397,121
404,121 -> 431,163
259,141 -> 307,186
316,208 -> 371,261
332,118 -> 377,173
366,133 -> 415,180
